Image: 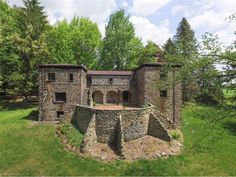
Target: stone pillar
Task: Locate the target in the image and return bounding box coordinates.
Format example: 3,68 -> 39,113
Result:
88,90 -> 93,108
118,90 -> 122,106
103,91 -> 106,104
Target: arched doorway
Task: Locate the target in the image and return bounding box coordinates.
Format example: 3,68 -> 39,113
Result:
92,91 -> 103,104
107,91 -> 118,104
122,91 -> 131,104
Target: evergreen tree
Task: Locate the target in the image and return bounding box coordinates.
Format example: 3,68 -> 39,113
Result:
13,0 -> 50,96
17,0 -> 49,40
163,38 -> 177,60
100,9 -> 136,70
174,17 -> 198,61
173,17 -> 199,102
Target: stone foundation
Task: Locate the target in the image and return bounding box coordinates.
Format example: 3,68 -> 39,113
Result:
73,104 -> 173,158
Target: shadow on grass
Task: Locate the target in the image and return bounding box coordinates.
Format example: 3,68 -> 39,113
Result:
222,121 -> 236,136
0,99 -> 37,111
22,110 -> 39,121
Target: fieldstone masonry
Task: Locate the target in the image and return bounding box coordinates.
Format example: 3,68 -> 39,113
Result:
39,62 -> 182,158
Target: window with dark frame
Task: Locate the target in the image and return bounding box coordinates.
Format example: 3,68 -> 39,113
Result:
109,78 -> 113,85
55,92 -> 66,102
48,73 -> 55,81
57,111 -> 64,118
160,90 -> 167,97
69,73 -> 73,82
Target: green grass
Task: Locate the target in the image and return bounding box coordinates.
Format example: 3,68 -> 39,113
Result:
0,102 -> 236,176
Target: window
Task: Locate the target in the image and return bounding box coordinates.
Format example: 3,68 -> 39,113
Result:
160,90 -> 167,97
48,73 -> 55,81
87,77 -> 92,86
55,92 -> 66,102
109,78 -> 113,85
57,111 -> 64,118
160,70 -> 167,80
69,73 -> 73,82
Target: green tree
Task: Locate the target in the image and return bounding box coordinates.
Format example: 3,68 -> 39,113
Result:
138,41 -> 161,66
173,17 -> 199,103
47,17 -> 102,69
100,9 -> 136,70
71,17 -> 102,69
13,0 -> 50,96
46,19 -> 74,64
0,0 -> 22,95
163,38 -> 177,60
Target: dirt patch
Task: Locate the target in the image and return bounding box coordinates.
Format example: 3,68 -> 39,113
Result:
57,128 -> 183,162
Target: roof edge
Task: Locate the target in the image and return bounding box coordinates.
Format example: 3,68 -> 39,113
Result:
38,64 -> 87,71
134,62 -> 181,72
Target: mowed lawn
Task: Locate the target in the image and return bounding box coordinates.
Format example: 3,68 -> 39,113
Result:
0,102 -> 236,176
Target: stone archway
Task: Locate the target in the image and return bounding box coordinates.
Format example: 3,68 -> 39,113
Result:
107,90 -> 118,104
122,91 -> 131,104
92,91 -> 103,104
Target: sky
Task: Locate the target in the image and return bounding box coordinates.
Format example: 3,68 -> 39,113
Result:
7,0 -> 236,47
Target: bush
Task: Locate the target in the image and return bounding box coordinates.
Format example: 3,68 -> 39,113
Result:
171,131 -> 181,140
60,123 -> 84,148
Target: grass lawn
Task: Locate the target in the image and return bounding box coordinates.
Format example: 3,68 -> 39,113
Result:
0,102 -> 236,176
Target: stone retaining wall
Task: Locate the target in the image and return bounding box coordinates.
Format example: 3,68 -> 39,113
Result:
74,104 -> 172,155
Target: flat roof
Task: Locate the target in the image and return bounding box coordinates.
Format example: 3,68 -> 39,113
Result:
38,64 -> 87,71
134,62 -> 181,71
87,70 -> 133,76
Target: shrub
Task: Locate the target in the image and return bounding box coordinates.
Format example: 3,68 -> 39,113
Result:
171,131 -> 181,140
60,123 -> 84,148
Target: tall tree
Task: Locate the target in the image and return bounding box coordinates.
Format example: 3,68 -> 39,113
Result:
138,40 -> 161,66
46,19 -> 74,64
173,17 -> 199,103
163,38 -> 177,60
13,0 -> 50,96
174,17 -> 198,61
0,0 -> 22,95
100,9 -> 136,70
71,17 -> 102,69
47,17 -> 102,69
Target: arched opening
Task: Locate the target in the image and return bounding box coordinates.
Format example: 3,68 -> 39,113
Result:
107,90 -> 118,104
92,91 -> 103,104
122,91 -> 131,104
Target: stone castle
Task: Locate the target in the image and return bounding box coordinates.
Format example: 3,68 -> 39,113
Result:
38,62 -> 182,159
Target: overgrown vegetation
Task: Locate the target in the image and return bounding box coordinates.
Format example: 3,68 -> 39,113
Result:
59,123 -> 84,148
0,100 -> 235,176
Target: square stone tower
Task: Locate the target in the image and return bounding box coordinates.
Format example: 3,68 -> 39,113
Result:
133,63 -> 182,128
38,64 -> 87,121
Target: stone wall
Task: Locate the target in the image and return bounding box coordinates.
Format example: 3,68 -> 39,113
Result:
147,113 -> 172,141
74,104 -> 154,143
39,67 -> 86,121
74,104 -> 172,154
134,64 -> 182,128
90,75 -> 131,86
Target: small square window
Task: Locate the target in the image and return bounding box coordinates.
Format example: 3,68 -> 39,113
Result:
69,73 -> 73,82
55,92 -> 66,102
160,90 -> 167,97
109,78 -> 113,85
48,73 -> 55,81
57,111 -> 64,118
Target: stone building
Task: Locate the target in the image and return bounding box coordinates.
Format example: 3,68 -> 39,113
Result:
38,62 -> 182,128
39,62 -> 183,158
